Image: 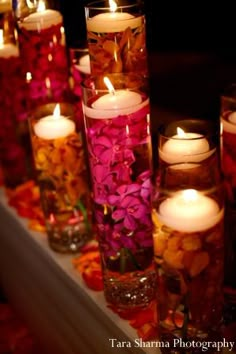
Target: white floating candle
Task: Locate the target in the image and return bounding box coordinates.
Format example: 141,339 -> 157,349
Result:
87,12 -> 142,33
221,111 -> 236,134
83,76 -> 148,119
159,128 -> 212,164
75,54 -> 91,75
228,112 -> 236,124
0,43 -> 19,58
84,94 -> 148,119
158,189 -> 223,232
34,104 -> 75,140
21,9 -> 62,31
0,30 -> 19,58
0,0 -> 11,13
92,90 -> 142,110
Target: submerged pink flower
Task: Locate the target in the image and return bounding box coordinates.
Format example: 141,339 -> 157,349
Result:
112,195 -> 147,230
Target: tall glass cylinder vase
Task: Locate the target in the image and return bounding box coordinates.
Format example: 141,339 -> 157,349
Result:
13,0 -> 71,109
81,73 -> 156,309
152,119 -> 224,349
0,2 -> 33,188
69,46 -> 91,129
157,119 -> 222,189
29,102 -> 92,253
220,85 -> 236,317
85,0 -> 148,76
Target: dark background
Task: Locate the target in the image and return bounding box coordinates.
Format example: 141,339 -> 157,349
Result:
59,1 -> 236,53
59,1 -> 236,126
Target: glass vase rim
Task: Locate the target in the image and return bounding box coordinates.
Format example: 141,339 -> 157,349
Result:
158,119 -> 219,140
85,0 -> 141,11
81,73 -> 147,92
221,83 -> 236,99
30,102 -> 75,120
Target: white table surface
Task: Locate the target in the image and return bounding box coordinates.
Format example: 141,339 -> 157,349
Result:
0,188 -> 160,354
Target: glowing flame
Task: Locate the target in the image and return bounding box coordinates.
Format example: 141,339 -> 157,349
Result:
104,76 -> 115,95
0,29 -> 4,46
109,0 -> 117,12
53,104 -> 60,119
26,72 -> 32,82
37,0 -> 46,12
176,127 -> 186,138
220,121 -> 223,135
26,0 -> 36,9
45,77 -> 51,89
182,189 -> 198,202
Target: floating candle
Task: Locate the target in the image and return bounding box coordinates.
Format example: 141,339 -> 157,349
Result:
222,111 -> 236,134
33,104 -> 75,140
92,90 -> 142,110
83,76 -> 146,119
0,30 -> 19,58
228,112 -> 236,124
86,0 -> 142,33
0,0 -> 11,13
21,9 -> 62,31
87,12 -> 142,33
0,43 -> 19,58
75,54 -> 91,75
158,189 -> 223,232
159,127 -> 212,164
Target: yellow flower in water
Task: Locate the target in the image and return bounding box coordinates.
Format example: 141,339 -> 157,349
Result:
36,147 -> 49,170
53,137 -> 65,148
51,149 -> 62,164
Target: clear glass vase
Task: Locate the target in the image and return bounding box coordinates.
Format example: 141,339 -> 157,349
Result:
152,119 -> 225,350
85,0 -> 148,77
0,2 -> 33,188
29,102 -> 93,253
220,85 -> 236,319
13,0 -> 71,109
81,73 -> 156,309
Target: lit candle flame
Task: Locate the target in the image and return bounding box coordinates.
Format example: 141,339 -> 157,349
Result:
26,0 -> 36,9
182,189 -> 198,202
104,76 -> 115,95
109,0 -> 117,12
45,77 -> 51,89
53,104 -> 60,119
26,72 -> 32,82
37,0 -> 46,12
176,127 -> 186,138
220,121 -> 223,135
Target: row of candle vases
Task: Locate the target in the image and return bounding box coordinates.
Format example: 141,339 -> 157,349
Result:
33,81 -> 228,347
0,0 -> 151,255
0,0 -> 234,349
0,0 -> 93,251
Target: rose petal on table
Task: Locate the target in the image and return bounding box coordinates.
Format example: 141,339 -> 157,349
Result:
82,268 -> 103,291
137,323 -> 158,341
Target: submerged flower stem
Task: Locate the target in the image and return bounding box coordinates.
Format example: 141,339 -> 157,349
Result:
120,248 -> 126,274
125,248 -> 142,271
76,199 -> 91,233
172,295 -> 189,340
119,247 -> 142,274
